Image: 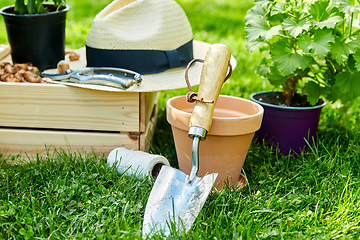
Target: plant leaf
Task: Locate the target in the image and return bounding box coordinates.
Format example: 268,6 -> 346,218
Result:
265,25 -> 282,40
245,16 -> 268,41
272,41 -> 310,75
311,29 -> 335,58
58,0 -> 67,8
331,37 -> 358,64
267,65 -> 289,86
304,81 -> 322,105
36,1 -> 46,14
326,85 -> 342,102
259,63 -> 270,77
283,18 -> 311,38
312,13 -> 343,29
254,0 -> 272,4
27,0 -> 36,14
335,71 -> 360,98
298,35 -> 312,53
245,1 -> 269,21
353,48 -> 360,71
246,38 -> 268,51
309,1 -> 344,28
271,2 -> 288,16
245,16 -> 282,41
14,0 -> 27,14
309,0 -> 331,22
336,0 -> 360,13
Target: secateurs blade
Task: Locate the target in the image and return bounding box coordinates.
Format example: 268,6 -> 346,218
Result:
41,67 -> 142,90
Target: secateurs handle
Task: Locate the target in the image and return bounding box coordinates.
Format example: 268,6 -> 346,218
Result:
189,44 -> 231,133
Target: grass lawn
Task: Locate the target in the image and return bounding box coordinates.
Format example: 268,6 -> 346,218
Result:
1,0 -> 360,239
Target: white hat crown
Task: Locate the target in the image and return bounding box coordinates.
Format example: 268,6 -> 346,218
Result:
86,0 -> 193,51
47,0 -> 236,92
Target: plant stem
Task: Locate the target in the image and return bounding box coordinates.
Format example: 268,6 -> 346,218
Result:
350,12 -> 353,37
283,77 -> 299,106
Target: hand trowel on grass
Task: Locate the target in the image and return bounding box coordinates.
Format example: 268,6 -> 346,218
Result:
142,43 -> 231,238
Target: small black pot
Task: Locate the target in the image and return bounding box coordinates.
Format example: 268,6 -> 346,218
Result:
0,4 -> 70,71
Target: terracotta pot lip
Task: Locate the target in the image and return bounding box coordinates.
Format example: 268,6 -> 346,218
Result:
0,3 -> 70,17
250,91 -> 326,110
167,94 -> 264,121
167,94 -> 264,135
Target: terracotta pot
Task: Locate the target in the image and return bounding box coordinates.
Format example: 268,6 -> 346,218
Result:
166,95 -> 264,190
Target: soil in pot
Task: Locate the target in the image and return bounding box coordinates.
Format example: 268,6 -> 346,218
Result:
254,92 -> 324,107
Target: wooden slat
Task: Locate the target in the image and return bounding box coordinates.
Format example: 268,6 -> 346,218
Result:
140,110 -> 158,152
0,82 -> 140,132
140,92 -> 146,132
139,91 -> 160,133
146,92 -> 160,124
139,91 -> 159,151
0,45 -> 159,155
0,128 -> 139,157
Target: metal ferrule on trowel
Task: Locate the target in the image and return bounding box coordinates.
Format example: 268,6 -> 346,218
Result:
188,124 -> 208,183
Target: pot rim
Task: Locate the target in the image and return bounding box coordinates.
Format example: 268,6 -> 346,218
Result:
0,3 -> 70,17
168,94 -> 264,120
250,91 -> 326,110
166,94 -> 264,136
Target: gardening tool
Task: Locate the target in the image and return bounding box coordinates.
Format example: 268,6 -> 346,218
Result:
41,67 -> 142,90
142,43 -> 231,238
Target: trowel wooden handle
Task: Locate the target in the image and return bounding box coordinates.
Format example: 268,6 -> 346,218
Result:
189,44 -> 231,131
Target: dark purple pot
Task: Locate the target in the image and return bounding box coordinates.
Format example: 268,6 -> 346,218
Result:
250,92 -> 326,155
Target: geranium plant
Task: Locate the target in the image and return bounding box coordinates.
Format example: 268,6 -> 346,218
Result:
245,0 -> 360,106
14,0 -> 66,14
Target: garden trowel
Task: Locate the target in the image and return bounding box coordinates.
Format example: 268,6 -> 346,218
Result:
142,43 -> 231,238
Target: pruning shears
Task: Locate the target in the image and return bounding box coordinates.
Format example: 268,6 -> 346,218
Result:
41,67 -> 142,90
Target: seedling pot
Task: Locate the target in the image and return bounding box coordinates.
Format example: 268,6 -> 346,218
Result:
250,91 -> 326,155
167,95 -> 263,190
0,4 -> 70,71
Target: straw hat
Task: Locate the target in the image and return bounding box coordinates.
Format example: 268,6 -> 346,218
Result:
64,0 -> 236,92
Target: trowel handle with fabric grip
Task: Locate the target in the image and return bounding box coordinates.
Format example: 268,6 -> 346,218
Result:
189,43 -> 231,135
187,43 -> 231,183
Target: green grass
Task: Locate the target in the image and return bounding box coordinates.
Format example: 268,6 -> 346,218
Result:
1,0 -> 360,239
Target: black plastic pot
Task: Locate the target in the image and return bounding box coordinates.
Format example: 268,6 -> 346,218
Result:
0,4 -> 70,71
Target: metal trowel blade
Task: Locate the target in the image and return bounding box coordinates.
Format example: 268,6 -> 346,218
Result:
142,166 -> 217,238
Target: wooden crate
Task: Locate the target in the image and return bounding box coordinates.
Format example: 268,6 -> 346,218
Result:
0,46 -> 159,157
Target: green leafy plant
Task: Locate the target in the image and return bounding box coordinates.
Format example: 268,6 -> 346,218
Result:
245,0 -> 360,106
14,0 -> 66,14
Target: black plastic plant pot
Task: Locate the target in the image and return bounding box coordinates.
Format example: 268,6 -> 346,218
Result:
0,4 -> 70,71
